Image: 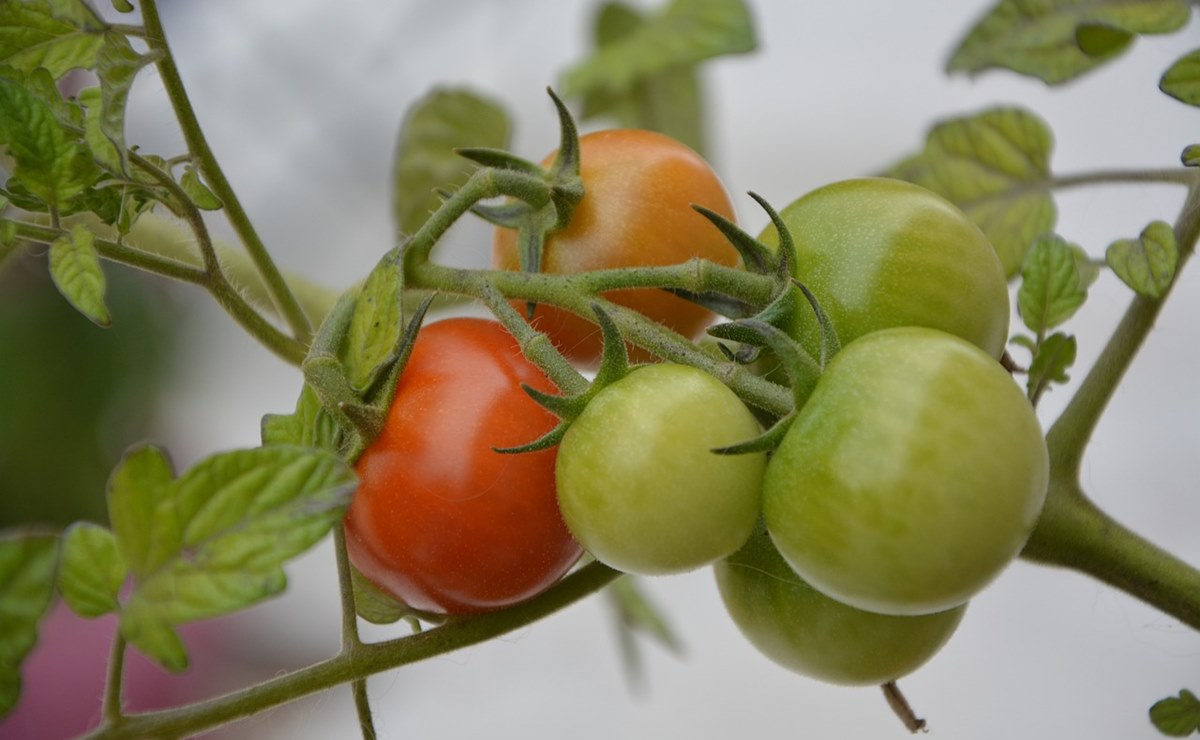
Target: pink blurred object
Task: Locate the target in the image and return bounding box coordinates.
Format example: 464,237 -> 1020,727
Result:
1,602 -> 226,740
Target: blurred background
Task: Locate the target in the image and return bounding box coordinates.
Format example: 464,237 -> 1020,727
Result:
1,1 -> 1197,738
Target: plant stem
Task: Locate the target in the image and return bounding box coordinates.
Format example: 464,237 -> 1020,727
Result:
332,527 -> 377,740
101,632 -> 127,726
83,562 -> 622,740
139,0 -> 313,346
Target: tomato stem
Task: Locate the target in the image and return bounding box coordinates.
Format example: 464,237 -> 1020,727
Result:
101,631 -> 127,727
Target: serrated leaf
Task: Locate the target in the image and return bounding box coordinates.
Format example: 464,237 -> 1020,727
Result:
1018,233 -> 1088,333
883,107 -> 1056,276
180,165 -> 222,210
58,522 -> 126,618
261,384 -> 341,451
1161,48 -> 1200,106
0,532 -> 59,718
48,223 -> 110,326
948,0 -> 1190,85
1106,220 -> 1178,298
343,248 -> 403,391
1027,331 -> 1077,401
1151,689 -> 1200,737
561,0 -> 755,101
107,444 -> 175,580
92,32 -> 154,175
118,446 -> 356,671
0,68 -> 100,210
0,0 -> 109,79
78,86 -> 121,174
392,87 -> 510,237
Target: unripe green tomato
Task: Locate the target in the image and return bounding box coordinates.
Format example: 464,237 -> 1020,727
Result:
715,526 -> 966,686
763,326 -> 1049,616
758,177 -> 1010,360
555,364 -> 766,575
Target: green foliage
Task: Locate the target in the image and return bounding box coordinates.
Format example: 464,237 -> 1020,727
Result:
343,247 -> 405,392
1106,220 -> 1179,298
1018,233 -> 1089,335
48,223 -> 110,326
58,521 -> 126,618
561,0 -> 754,155
883,107 -> 1056,276
110,445 -> 356,671
1151,689 -> 1200,737
179,165 -> 222,210
1184,145 -> 1200,167
1160,49 -> 1200,106
0,0 -> 109,78
1013,331 -> 1078,403
391,87 -> 511,237
948,0 -> 1191,85
0,532 -> 58,718
261,384 -> 341,451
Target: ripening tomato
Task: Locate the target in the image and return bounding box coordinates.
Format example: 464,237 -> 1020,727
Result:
555,364 -> 766,575
715,525 -> 966,686
763,327 -> 1048,616
343,318 -> 582,615
492,129 -> 740,365
759,178 -> 1010,360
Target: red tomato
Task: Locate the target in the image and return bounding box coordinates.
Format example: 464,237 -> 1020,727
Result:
343,318 -> 582,615
492,129 -> 740,365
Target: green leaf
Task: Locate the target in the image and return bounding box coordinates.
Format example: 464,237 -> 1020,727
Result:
261,384 -> 342,451
78,86 -> 121,174
48,223 -> 110,326
343,247 -> 403,392
0,0 -> 109,79
948,0 -> 1191,85
0,532 -> 59,718
391,87 -> 511,237
58,522 -> 126,618
883,107 -> 1056,276
119,446 -> 356,671
350,562 -> 408,625
576,2 -> 709,154
1026,331 -> 1077,401
111,0 -> 135,13
179,165 -> 222,210
107,444 -> 175,580
1106,220 -> 1178,298
561,0 -> 755,102
92,32 -> 155,175
1161,48 -> 1200,106
0,67 -> 100,210
1184,145 -> 1200,167
1018,233 -> 1088,333
1151,689 -> 1200,737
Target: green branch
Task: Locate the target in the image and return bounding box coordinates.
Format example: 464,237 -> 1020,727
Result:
83,562 -> 622,740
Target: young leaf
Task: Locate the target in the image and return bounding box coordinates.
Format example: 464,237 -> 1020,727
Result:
1026,332 -> 1077,403
343,247 -> 403,392
179,165 -> 222,210
883,107 -> 1056,276
48,224 -> 110,327
1106,220 -> 1178,298
560,0 -> 755,105
1018,234 -> 1088,334
350,562 -> 407,625
1160,48 -> 1200,106
106,444 -> 175,580
58,522 -> 126,618
93,31 -> 154,176
947,0 -> 1191,85
1184,145 -> 1200,167
118,446 -> 357,671
0,0 -> 109,79
1150,689 -> 1200,737
261,383 -> 341,451
0,532 -> 59,718
391,87 -> 511,237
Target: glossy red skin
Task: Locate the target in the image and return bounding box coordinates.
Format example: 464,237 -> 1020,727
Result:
344,318 -> 582,615
492,129 -> 740,365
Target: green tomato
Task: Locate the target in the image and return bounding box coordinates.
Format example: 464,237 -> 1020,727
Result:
763,326 -> 1048,616
759,177 -> 1010,360
556,364 -> 766,575
715,525 -> 966,686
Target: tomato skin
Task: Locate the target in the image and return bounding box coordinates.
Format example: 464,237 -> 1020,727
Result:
759,177 -> 1010,359
344,318 -> 582,615
492,129 -> 740,365
763,327 -> 1048,616
555,364 -> 766,575
715,526 -> 966,686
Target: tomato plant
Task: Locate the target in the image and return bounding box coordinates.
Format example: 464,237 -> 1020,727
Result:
715,525 -> 966,686
555,363 -> 765,574
343,317 -> 582,614
492,129 -> 741,365
758,178 -> 1011,360
763,326 -> 1049,616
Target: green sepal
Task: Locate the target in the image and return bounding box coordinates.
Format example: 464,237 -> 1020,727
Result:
707,317 -> 819,411
468,200 -> 531,229
454,146 -> 543,174
711,411 -> 796,456
691,203 -> 777,274
794,279 -> 840,368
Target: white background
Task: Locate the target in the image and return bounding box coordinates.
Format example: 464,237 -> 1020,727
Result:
114,1 -> 1200,738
